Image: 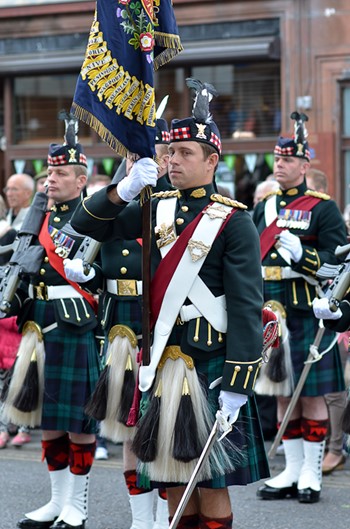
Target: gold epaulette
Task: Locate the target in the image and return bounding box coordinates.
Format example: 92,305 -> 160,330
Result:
305,190 -> 330,200
210,193 -> 247,210
152,190 -> 181,199
262,189 -> 282,201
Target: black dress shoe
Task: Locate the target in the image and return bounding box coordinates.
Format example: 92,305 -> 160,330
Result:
257,483 -> 298,500
50,521 -> 85,529
17,518 -> 56,529
298,487 -> 321,503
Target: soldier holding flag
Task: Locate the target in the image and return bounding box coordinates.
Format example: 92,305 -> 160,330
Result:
71,79 -> 269,529
72,118 -> 172,529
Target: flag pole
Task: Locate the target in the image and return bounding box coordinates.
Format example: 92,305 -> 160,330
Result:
141,187 -> 152,367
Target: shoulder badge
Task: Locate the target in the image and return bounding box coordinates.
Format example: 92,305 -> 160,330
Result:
210,193 -> 247,210
305,190 -> 330,200
152,190 -> 181,199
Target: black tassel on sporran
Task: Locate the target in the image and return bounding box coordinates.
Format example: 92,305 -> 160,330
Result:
131,380 -> 161,462
0,360 -> 17,402
265,345 -> 287,383
117,355 -> 136,424
12,352 -> 39,412
172,376 -> 202,462
84,364 -> 109,421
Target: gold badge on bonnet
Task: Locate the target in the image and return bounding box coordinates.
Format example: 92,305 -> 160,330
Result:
195,123 -> 207,139
68,148 -> 77,163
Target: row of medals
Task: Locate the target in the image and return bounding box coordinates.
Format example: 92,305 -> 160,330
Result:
276,209 -> 311,230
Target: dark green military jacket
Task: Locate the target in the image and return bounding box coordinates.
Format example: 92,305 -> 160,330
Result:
100,174 -> 172,336
253,180 -> 348,313
14,197 -> 102,334
72,181 -> 264,396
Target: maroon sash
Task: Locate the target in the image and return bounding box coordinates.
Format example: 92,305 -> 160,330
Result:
260,195 -> 321,260
150,203 -> 238,328
38,213 -> 98,312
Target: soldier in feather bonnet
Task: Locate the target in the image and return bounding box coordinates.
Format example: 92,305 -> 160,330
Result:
254,112 -> 347,504
71,78 -> 268,529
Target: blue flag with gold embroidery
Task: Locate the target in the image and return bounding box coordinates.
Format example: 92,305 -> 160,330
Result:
71,0 -> 182,159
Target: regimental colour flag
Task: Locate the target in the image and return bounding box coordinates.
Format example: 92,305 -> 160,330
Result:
71,0 -> 183,159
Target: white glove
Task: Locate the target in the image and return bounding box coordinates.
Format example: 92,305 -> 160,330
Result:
312,297 -> 342,320
216,390 -> 248,436
278,230 -> 303,262
117,157 -> 158,202
63,258 -> 96,283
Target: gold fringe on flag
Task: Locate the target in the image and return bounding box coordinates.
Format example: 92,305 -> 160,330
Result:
154,32 -> 183,70
71,103 -> 129,158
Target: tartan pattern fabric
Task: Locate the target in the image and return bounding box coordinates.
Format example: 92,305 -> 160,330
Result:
102,293 -> 143,338
161,131 -> 170,143
47,154 -> 66,166
301,417 -> 329,442
210,132 -> 222,153
264,281 -> 345,396
169,125 -> 222,154
69,440 -> 96,475
124,469 -> 150,495
41,433 -> 69,471
155,118 -> 170,144
199,514 -> 233,529
195,355 -> 269,488
170,126 -> 191,141
274,145 -> 296,157
274,142 -> 310,162
33,300 -> 100,434
279,418 -> 302,440
47,152 -> 87,166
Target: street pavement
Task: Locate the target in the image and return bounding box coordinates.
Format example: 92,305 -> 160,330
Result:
1,429 -> 350,529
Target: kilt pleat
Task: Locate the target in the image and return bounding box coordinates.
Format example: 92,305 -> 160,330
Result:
264,281 -> 345,396
33,301 -> 100,433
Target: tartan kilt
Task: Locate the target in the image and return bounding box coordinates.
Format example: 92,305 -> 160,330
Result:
33,300 -> 100,433
264,281 -> 345,396
101,292 -> 143,337
141,353 -> 270,490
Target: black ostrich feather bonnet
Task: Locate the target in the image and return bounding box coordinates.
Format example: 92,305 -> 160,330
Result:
47,110 -> 87,168
274,111 -> 310,161
169,78 -> 222,154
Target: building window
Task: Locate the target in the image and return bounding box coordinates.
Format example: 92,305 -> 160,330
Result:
194,62 -> 280,139
340,84 -> 350,210
156,60 -> 280,141
13,75 -> 92,145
